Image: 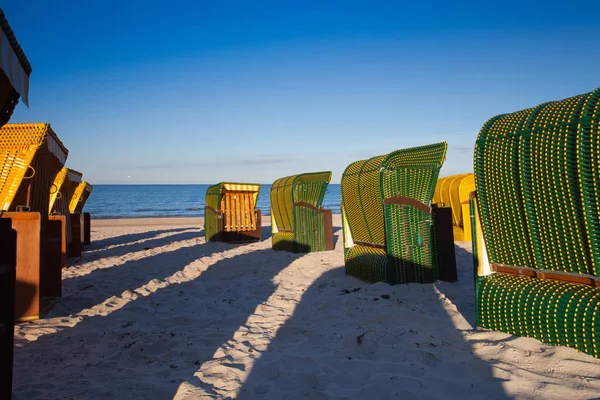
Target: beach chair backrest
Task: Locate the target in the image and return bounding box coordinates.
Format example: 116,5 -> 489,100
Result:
205,182 -> 260,238
341,142 -> 447,284
49,168 -> 82,213
0,124 -> 68,215
433,173 -> 475,228
271,171 -> 332,252
221,190 -> 257,232
69,181 -> 93,213
271,171 -> 331,232
475,89 -> 600,275
472,88 -> 600,358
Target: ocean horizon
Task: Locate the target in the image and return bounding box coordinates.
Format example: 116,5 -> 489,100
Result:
85,184 -> 342,219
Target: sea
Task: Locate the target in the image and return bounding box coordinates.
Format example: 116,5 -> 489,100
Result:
85,184 -> 342,219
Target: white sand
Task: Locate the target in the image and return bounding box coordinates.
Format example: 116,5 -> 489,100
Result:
12,215 -> 600,399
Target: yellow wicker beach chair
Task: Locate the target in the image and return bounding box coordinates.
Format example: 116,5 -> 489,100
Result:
471,88 -> 600,358
433,173 -> 475,241
69,181 -> 93,246
341,143 -> 457,284
0,123 -> 68,322
49,168 -> 83,258
271,171 -> 334,253
205,182 -> 261,243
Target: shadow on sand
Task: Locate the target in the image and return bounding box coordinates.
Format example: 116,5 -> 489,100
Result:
89,228 -> 196,251
13,246 -> 305,400
234,261 -> 509,399
79,229 -> 204,264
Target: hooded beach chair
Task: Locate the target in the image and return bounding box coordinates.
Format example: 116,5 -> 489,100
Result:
0,9 -> 31,398
49,168 -> 83,258
69,181 -> 93,246
0,9 -> 31,129
432,173 -> 475,241
0,123 -> 68,322
471,88 -> 600,358
204,182 -> 261,243
340,142 -> 457,284
270,171 -> 334,253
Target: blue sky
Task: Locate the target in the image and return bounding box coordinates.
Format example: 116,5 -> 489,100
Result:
4,1 -> 600,184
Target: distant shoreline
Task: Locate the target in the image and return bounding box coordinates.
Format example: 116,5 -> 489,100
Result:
90,211 -> 342,220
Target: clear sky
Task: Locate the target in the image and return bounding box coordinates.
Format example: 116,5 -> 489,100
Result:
4,1 -> 600,184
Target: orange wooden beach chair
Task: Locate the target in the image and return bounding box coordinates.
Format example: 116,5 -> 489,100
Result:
204,182 -> 262,243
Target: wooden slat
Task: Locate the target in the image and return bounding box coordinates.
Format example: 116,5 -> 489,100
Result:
491,263 -> 600,288
235,193 -> 241,231
224,194 -> 231,232
249,193 -> 256,229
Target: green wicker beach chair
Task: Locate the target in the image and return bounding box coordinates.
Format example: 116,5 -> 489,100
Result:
340,143 -> 452,284
271,171 -> 334,253
204,182 -> 261,243
471,88 -> 600,358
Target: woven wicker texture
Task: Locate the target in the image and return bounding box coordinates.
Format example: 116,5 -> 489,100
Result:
69,181 -> 93,213
0,123 -> 68,211
432,173 -> 475,241
204,182 -> 260,241
474,88 -> 600,358
341,143 -> 447,284
49,168 -> 82,245
49,168 -> 82,213
475,89 -> 600,275
270,171 -> 332,253
477,274 -> 599,358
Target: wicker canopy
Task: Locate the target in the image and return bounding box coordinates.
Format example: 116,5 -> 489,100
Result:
270,171 -> 332,253
432,173 -> 475,241
0,123 -> 68,212
49,168 -> 82,213
69,181 -> 93,213
0,9 -> 32,128
341,142 -> 447,284
472,88 -> 600,358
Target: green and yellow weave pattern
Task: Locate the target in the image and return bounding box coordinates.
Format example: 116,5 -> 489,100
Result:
478,274 -> 599,358
474,88 -> 600,358
341,143 -> 447,284
270,171 -> 332,253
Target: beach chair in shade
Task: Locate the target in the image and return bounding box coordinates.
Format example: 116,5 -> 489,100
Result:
204,182 -> 261,243
69,181 -> 93,246
432,173 -> 475,241
49,168 -> 84,259
0,9 -> 31,129
0,123 -> 68,322
471,88 -> 600,358
340,143 -> 457,284
270,171 -> 334,253
0,10 -> 31,399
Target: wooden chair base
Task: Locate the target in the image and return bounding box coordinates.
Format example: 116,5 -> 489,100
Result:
83,212 -> 91,245
68,213 -> 84,257
2,212 -> 64,321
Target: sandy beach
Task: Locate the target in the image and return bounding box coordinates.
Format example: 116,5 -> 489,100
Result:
12,215 -> 600,400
